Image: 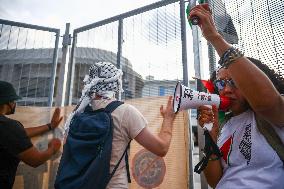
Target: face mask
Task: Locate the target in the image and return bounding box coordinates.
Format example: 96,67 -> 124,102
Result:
7,103 -> 16,115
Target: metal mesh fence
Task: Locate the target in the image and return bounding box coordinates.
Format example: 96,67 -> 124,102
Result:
1,1 -> 282,104
122,3 -> 184,99
72,23 -> 119,102
0,20 -> 60,106
209,0 -> 284,76
70,0 -> 185,104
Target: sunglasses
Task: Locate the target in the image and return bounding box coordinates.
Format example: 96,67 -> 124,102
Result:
214,79 -> 236,91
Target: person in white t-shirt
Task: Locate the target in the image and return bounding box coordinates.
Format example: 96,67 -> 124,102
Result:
62,62 -> 177,189
189,3 -> 284,189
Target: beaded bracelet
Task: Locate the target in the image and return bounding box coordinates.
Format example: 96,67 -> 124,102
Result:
218,47 -> 244,69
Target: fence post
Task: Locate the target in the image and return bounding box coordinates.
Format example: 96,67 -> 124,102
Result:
66,31 -> 77,105
190,0 -> 210,188
48,29 -> 60,107
117,19 -> 123,100
55,23 -> 71,106
179,0 -> 195,189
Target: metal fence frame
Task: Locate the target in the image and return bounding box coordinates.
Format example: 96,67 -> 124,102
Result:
66,0 -> 194,188
0,19 -> 60,107
66,0 -> 190,104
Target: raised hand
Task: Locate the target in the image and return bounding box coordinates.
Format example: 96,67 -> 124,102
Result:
160,96 -> 176,122
188,3 -> 219,42
50,107 -> 63,129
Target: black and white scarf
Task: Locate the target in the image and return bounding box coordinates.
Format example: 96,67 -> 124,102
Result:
64,62 -> 123,135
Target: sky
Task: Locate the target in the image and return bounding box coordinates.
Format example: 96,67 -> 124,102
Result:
0,0 -> 160,31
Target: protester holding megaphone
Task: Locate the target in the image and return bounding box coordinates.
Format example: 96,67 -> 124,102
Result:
173,81 -> 227,172
188,3 -> 284,189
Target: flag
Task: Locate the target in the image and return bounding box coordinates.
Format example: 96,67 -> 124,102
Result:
220,135 -> 233,165
197,78 -> 215,94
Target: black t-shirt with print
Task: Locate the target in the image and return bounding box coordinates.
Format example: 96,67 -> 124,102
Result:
0,115 -> 33,189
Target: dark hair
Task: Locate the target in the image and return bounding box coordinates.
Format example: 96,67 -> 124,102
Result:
210,57 -> 284,94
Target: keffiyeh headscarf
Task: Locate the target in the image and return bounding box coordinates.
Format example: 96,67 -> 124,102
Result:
64,62 -> 123,135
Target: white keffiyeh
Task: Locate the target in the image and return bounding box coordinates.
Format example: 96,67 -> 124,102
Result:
64,62 -> 123,136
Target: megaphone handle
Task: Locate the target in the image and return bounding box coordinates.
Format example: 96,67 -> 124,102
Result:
203,105 -> 213,131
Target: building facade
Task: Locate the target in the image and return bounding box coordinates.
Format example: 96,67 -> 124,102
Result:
0,47 -> 144,106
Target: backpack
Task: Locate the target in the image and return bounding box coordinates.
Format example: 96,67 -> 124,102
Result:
219,112 -> 284,164
55,101 -> 131,189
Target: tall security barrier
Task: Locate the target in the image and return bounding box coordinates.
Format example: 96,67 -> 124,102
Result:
66,0 -> 189,105
0,19 -> 60,106
208,0 -> 283,75
65,1 -> 194,188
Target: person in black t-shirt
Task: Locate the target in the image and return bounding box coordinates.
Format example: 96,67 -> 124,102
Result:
0,80 -> 62,189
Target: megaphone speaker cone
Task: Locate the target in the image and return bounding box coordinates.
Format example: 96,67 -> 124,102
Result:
173,82 -> 231,112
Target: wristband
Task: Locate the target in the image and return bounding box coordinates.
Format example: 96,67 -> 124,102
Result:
47,123 -> 52,131
208,156 -> 220,161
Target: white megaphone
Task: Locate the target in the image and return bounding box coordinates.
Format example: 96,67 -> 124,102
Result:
173,82 -> 230,113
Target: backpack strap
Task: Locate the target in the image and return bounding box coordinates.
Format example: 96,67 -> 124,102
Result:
125,142 -> 131,183
104,100 -> 132,183
255,114 -> 284,165
104,100 -> 124,113
109,140 -> 132,182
